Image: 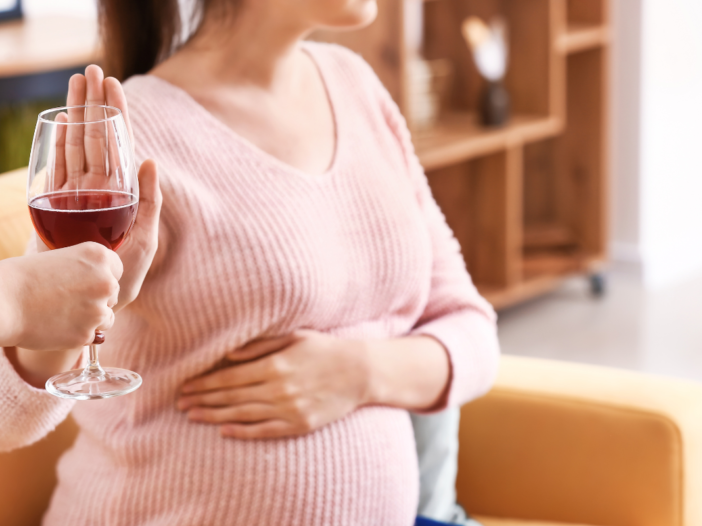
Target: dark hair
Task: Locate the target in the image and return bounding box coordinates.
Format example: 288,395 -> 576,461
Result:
98,0 -> 232,81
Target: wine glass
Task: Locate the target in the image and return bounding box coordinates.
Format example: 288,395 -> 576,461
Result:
27,105 -> 141,400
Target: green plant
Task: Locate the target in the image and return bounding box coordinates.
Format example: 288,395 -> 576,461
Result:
0,98 -> 64,173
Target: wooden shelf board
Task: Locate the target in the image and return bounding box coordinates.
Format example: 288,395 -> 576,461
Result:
415,113 -> 562,171
480,276 -> 563,311
524,223 -> 575,249
557,23 -> 610,54
0,17 -> 100,78
523,251 -> 587,278
478,252 -> 604,310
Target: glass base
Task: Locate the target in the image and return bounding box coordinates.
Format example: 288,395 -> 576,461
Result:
45,365 -> 142,400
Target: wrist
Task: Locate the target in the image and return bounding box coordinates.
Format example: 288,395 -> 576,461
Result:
358,336 -> 452,411
341,338 -> 377,408
359,339 -> 387,406
8,346 -> 85,389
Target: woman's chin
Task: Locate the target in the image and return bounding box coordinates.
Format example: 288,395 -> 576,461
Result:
319,0 -> 378,31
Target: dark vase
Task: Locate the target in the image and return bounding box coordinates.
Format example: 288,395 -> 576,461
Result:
479,80 -> 510,127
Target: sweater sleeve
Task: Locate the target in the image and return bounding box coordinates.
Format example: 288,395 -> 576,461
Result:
0,234 -> 76,452
343,48 -> 501,409
0,348 -> 75,452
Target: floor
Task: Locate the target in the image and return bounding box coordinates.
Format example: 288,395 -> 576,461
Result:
497,268 -> 702,383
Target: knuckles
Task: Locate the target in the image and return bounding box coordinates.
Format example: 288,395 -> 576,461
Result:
88,276 -> 119,300
289,399 -> 317,433
73,326 -> 95,348
107,278 -> 120,298
298,413 -> 316,433
80,242 -> 109,263
290,397 -> 307,416
99,307 -> 115,330
268,354 -> 291,376
279,381 -> 297,398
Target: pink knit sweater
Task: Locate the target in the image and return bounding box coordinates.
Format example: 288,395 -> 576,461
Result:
0,43 -> 499,526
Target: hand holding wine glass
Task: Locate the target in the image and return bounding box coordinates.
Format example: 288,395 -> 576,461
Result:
0,244 -> 122,351
26,65 -> 162,399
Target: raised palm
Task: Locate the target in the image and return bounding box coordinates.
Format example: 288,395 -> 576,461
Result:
38,65 -> 162,313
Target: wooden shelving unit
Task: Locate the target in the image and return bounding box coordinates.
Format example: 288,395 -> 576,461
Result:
313,0 -> 609,310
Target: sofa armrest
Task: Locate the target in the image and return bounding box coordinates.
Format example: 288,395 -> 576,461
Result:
457,355 -> 702,526
0,168 -> 33,261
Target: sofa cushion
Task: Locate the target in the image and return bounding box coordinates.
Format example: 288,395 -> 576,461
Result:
476,516 -> 599,526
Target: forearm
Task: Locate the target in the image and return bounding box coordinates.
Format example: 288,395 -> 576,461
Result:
4,346 -> 84,389
364,336 -> 450,412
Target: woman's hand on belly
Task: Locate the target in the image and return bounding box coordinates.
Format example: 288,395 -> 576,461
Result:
177,330 -> 373,439
177,331 -> 451,439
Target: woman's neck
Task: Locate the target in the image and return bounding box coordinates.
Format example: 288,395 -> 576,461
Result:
154,3 -> 312,92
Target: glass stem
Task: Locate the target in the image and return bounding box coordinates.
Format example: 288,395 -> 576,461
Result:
89,344 -> 99,367
85,344 -> 106,377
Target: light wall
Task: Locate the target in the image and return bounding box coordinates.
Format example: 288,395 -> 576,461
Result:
610,0 -> 642,268
611,0 -> 702,288
22,0 -> 95,18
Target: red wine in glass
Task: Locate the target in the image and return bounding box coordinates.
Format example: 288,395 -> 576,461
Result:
28,104 -> 142,400
29,190 -> 138,251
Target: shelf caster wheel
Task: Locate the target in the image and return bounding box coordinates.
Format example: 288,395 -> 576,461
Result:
589,273 -> 606,297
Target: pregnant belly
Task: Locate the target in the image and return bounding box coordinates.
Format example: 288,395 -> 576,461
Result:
47,407 -> 419,526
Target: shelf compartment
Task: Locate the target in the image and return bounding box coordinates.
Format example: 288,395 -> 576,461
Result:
567,0 -> 606,26
481,251 -> 601,310
560,48 -> 607,257
557,24 -> 610,54
426,150 -> 521,290
415,113 -> 561,171
423,0 -> 554,117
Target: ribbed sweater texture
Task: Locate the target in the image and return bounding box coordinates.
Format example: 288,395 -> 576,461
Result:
0,42 -> 499,526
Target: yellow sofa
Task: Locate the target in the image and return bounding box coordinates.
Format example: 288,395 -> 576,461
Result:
2,168 -> 702,526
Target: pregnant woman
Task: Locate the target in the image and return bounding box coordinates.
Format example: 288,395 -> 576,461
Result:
0,0 -> 499,524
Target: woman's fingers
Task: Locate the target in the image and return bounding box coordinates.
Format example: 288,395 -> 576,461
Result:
66,72 -> 87,107
220,420 -> 297,440
65,74 -> 86,187
84,65 -> 108,177
49,112 -> 68,189
187,403 -> 278,424
111,160 -> 161,313
181,358 -> 273,394
177,383 -> 280,410
227,333 -> 297,362
95,308 -> 115,332
104,77 -> 131,179
104,76 -> 134,144
106,283 -> 120,309
115,160 -> 161,262
134,160 -> 162,231
85,64 -> 106,106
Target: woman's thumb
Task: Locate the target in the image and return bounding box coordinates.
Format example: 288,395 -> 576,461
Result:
136,159 -> 162,224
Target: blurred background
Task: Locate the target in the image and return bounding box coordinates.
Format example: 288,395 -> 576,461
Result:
1,0 -> 700,382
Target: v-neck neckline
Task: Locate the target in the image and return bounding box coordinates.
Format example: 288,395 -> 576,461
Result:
146,42 -> 342,182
